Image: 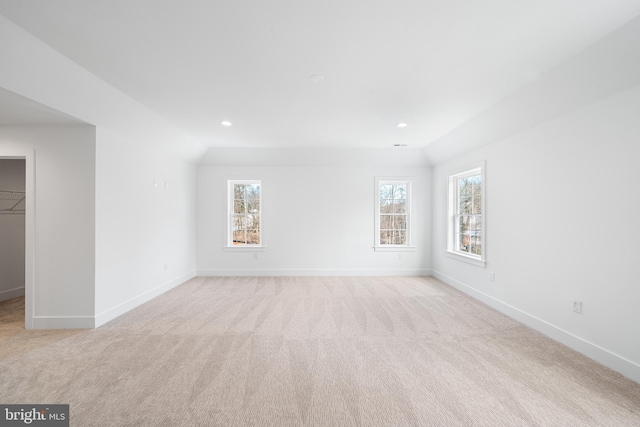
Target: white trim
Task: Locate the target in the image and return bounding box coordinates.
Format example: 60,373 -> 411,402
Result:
0,286 -> 25,302
227,178 -> 263,247
25,151 -> 35,329
32,315 -> 95,329
432,270 -> 640,384
373,246 -> 417,252
446,250 -> 486,267
447,161 -> 486,265
374,176 -> 413,247
94,270 -> 196,327
197,269 -> 432,277
223,246 -> 267,252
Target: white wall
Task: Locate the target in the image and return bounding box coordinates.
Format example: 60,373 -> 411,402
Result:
0,126 -> 199,329
0,159 -> 25,301
0,125 -> 96,327
197,149 -> 431,276
94,128 -> 197,326
431,84 -> 640,383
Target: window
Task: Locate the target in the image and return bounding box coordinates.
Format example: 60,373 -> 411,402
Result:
447,163 -> 485,266
374,178 -> 415,251
227,180 -> 261,247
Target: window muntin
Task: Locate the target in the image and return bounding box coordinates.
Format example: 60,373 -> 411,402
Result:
375,179 -> 411,247
448,165 -> 484,263
229,180 -> 261,246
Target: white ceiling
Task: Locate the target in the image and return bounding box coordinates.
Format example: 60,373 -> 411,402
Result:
0,87 -> 85,125
0,0 -> 639,149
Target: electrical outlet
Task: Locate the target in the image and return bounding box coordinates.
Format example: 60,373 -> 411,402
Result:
573,300 -> 582,314
398,253 -> 404,260
254,253 -> 258,260
489,272 -> 495,282
164,262 -> 168,271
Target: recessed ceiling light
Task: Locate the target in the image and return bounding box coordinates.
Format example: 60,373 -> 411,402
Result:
394,144 -> 408,147
221,120 -> 232,126
310,75 -> 324,83
396,122 -> 408,128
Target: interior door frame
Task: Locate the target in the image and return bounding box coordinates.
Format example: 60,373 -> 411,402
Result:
0,150 -> 35,329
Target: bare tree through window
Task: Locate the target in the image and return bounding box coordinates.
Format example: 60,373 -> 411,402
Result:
379,182 -> 408,245
455,173 -> 482,256
231,181 -> 261,245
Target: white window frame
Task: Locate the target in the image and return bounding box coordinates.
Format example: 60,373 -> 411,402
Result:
224,179 -> 266,252
447,162 -> 485,267
374,177 -> 416,252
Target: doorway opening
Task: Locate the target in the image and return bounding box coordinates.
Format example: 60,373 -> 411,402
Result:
0,158 -> 26,328
0,153 -> 34,329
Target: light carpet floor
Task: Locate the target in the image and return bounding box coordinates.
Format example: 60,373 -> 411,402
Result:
1,276 -> 639,426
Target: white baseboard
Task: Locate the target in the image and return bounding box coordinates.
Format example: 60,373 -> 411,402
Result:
197,269 -> 432,277
432,270 -> 640,385
94,270 -> 196,328
32,316 -> 95,329
0,286 -> 25,302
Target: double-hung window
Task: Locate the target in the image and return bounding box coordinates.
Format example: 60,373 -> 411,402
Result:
447,163 -> 485,266
227,180 -> 262,247
374,177 -> 414,251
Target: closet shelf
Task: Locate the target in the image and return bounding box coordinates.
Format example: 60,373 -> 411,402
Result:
0,190 -> 25,214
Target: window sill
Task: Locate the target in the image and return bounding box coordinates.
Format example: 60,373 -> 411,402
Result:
446,250 -> 485,268
223,246 -> 267,252
373,246 -> 417,252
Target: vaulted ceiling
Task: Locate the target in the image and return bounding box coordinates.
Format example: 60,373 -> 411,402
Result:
1,0 -> 639,150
